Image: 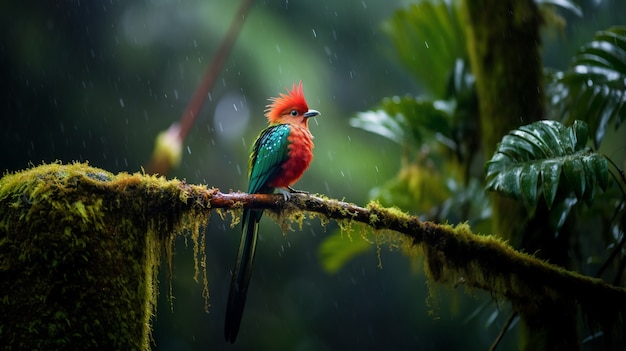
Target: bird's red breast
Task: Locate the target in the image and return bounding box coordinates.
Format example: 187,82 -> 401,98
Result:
268,125 -> 314,188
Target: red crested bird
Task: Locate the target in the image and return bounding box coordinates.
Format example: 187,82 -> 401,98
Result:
225,82 -> 320,343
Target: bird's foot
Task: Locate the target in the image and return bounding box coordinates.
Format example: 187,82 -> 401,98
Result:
277,187 -> 309,201
277,188 -> 292,201
287,186 -> 309,195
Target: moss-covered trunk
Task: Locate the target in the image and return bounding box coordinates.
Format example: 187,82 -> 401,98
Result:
463,0 -> 579,350
0,163 -> 204,350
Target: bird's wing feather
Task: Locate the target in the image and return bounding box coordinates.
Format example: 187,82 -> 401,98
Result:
247,124 -> 291,194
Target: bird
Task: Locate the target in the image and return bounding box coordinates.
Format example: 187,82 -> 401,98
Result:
224,82 -> 320,343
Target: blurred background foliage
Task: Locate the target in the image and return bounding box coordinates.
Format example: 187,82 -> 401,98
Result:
1,0 -> 625,350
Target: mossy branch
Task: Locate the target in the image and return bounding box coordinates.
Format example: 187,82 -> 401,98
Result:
203,188 -> 626,309
2,163 -> 625,349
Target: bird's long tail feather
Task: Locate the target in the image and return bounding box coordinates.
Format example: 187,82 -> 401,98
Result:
225,209 -> 260,343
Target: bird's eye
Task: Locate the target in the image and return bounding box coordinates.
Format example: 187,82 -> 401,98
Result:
290,110 -> 298,117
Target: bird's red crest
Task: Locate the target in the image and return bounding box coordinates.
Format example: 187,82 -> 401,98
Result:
265,81 -> 309,123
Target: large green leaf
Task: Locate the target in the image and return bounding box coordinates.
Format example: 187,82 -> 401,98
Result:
350,96 -> 452,146
485,120 -> 609,209
351,59 -> 477,157
350,109 -> 408,145
548,26 -> 626,147
382,0 -> 465,97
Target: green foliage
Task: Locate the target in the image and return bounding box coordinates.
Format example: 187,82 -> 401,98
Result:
328,1 -> 481,274
350,96 -> 452,147
319,229 -> 372,274
323,0 -> 626,347
383,0 -> 466,97
548,26 -> 626,147
350,58 -> 477,165
371,163 -> 451,213
485,120 -> 608,209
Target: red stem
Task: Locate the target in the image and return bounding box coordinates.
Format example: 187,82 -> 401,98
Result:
177,0 -> 255,142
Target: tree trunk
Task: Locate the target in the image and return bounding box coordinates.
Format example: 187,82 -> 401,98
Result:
463,0 -> 580,350
0,163 -> 182,350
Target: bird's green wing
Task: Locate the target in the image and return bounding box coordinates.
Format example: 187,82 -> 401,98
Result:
247,124 -> 291,194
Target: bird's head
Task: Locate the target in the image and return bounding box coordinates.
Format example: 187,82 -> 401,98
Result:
265,81 -> 319,127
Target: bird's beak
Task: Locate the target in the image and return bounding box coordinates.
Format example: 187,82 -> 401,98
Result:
303,109 -> 320,118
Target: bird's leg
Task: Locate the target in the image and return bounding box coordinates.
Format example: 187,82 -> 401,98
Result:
276,187 -> 309,201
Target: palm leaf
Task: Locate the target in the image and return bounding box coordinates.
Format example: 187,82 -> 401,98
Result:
485,120 -> 608,209
350,96 -> 452,147
350,110 -> 408,145
549,26 -> 626,147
